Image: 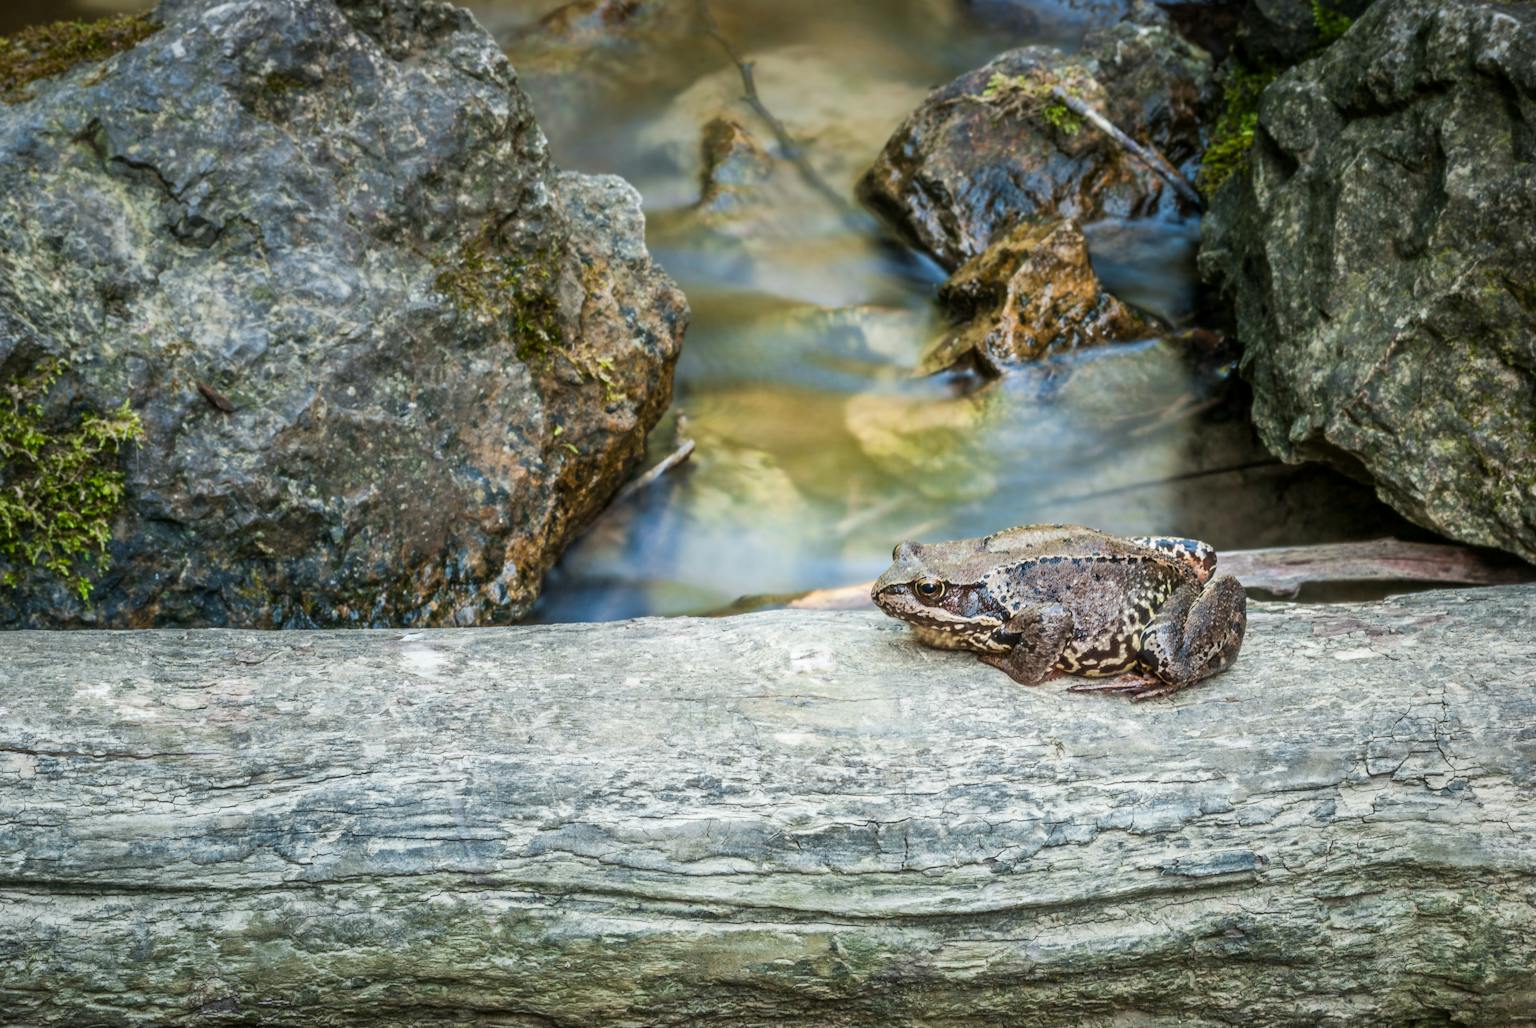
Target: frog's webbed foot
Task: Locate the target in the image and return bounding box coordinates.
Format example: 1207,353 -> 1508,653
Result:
978,605 -> 1073,686
1137,573 -> 1248,694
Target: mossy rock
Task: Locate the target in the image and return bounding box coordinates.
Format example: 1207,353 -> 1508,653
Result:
0,13 -> 158,104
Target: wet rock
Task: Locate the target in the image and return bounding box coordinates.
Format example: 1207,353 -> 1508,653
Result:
696,117 -> 776,214
0,0 -> 687,627
922,219 -> 1152,375
1233,0 -> 1372,66
858,4 -> 1210,270
1200,0 -> 1536,562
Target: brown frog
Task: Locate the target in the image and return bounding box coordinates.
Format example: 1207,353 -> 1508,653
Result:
871,524 -> 1246,699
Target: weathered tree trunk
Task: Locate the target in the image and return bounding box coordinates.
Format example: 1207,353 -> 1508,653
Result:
2,586 -> 1535,1026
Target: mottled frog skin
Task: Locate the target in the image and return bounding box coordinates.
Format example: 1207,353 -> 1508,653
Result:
871,524 -> 1247,699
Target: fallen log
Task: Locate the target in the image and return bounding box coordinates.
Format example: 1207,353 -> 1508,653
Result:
2,585 -> 1535,1025
785,537 -> 1536,610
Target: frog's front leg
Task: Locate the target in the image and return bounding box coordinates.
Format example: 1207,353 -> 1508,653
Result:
1134,574 -> 1247,699
978,605 -> 1073,685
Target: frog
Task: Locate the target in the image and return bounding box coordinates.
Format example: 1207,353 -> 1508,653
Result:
870,524 -> 1247,699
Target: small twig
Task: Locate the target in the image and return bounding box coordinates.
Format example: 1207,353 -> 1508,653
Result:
615,439 -> 696,504
1049,86 -> 1204,211
696,0 -> 856,217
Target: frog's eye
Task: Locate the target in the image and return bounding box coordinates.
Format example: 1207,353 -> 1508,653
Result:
914,579 -> 945,603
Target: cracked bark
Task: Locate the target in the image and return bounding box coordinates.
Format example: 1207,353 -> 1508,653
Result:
1,585 -> 1534,1026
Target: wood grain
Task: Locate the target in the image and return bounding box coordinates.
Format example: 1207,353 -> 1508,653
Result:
2,586 -> 1534,1025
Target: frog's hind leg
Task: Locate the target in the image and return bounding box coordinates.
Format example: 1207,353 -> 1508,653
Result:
1128,536 -> 1217,584
1135,574 -> 1247,698
978,605 -> 1073,686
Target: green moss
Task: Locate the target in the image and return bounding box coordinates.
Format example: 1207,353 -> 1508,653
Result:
976,70 -> 1085,137
0,358 -> 143,601
263,72 -> 307,95
1199,4 -> 1354,195
1198,63 -> 1278,193
434,228 -> 563,364
1311,0 -> 1354,45
0,13 -> 158,104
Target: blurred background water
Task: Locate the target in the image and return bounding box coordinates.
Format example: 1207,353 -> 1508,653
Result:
4,0 -> 1419,621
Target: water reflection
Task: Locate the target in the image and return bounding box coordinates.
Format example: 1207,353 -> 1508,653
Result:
484,0 -> 1405,621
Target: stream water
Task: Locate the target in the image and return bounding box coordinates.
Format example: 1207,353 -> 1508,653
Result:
5,0 -> 1415,622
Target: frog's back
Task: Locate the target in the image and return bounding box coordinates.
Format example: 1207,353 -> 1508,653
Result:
980,523 -> 1149,560
982,524 -> 1211,568
980,525 -> 1211,675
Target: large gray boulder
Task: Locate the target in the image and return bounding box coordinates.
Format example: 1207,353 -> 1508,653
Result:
0,0 -> 688,626
1200,0 -> 1536,563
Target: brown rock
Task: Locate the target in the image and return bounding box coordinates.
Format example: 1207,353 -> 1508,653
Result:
923,220 -> 1151,374
859,7 -> 1210,270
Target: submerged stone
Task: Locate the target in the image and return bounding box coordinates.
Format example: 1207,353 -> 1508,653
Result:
924,219 -> 1152,375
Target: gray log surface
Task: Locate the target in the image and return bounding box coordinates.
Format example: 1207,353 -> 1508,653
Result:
2,585 -> 1535,1026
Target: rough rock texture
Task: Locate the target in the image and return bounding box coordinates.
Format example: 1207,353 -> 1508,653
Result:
0,0 -> 688,627
858,5 -> 1210,270
1200,0 -> 1536,562
923,219 -> 1152,374
1234,0 -> 1374,65
2,585 -> 1535,1025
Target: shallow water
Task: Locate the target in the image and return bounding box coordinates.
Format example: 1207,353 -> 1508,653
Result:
5,0 -> 1414,621
489,0 -> 1411,620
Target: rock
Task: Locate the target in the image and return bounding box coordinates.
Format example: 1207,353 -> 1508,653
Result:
922,219 -> 1152,374
1200,0 -> 1536,563
858,5 -> 1210,270
0,0 -> 687,627
695,116 -> 776,215
4,585 -> 1536,1024
1233,0 -> 1373,66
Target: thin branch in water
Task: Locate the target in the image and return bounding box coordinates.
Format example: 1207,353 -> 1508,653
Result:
615,438 -> 696,504
696,0 -> 856,217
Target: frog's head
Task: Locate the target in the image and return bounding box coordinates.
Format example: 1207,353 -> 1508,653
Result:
871,539 -> 1003,649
